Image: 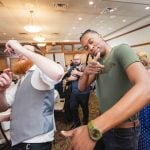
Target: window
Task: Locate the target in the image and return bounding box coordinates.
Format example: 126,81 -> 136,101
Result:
74,44 -> 82,51
46,45 -> 62,52
63,45 -> 73,51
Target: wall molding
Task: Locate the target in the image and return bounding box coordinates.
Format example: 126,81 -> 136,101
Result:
131,42 -> 150,48
106,24 -> 150,41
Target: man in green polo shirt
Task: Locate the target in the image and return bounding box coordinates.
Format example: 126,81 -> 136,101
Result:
61,29 -> 150,150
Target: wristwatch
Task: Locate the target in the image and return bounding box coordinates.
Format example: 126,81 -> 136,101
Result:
87,121 -> 102,141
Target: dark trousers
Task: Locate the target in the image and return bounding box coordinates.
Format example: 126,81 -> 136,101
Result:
70,93 -> 90,124
94,126 -> 140,150
55,81 -> 64,98
11,142 -> 52,150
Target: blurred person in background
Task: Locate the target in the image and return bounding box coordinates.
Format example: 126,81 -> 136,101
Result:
137,51 -> 150,150
64,54 -> 90,129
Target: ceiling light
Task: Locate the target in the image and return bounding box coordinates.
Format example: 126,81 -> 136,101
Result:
37,43 -> 46,47
78,17 -> 83,21
63,40 -> 70,42
24,10 -> 42,33
33,36 -> 45,42
89,1 -> 94,5
122,19 -> 126,23
145,6 -> 150,10
24,25 -> 41,33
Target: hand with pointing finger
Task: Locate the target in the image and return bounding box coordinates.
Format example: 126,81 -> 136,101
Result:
84,52 -> 104,75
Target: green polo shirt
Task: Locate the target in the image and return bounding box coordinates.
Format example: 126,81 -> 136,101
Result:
96,44 -> 140,113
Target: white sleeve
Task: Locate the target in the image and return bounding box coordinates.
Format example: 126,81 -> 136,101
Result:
39,69 -> 58,86
5,82 -> 17,106
31,68 -> 61,90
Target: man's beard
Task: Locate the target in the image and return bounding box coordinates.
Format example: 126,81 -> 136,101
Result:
12,59 -> 33,75
74,62 -> 81,66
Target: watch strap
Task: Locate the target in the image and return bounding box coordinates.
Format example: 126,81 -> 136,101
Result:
87,121 -> 102,141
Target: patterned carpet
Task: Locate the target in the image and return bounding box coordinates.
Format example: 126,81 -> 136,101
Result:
53,91 -> 100,150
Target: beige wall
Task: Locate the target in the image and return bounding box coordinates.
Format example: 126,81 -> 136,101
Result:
0,57 -> 7,71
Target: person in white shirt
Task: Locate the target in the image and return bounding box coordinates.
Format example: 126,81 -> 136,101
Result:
0,40 -> 64,150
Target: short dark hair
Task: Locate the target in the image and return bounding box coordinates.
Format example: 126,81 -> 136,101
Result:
80,29 -> 99,41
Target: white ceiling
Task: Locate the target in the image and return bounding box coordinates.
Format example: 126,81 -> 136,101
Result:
0,0 -> 149,43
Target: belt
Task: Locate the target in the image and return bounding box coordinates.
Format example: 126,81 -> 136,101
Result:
115,119 -> 140,128
13,142 -> 52,150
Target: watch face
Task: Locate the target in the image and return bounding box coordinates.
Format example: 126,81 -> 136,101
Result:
87,121 -> 102,141
91,128 -> 101,141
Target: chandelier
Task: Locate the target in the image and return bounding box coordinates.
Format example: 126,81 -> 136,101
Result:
24,10 -> 42,33
37,43 -> 46,47
33,35 -> 45,42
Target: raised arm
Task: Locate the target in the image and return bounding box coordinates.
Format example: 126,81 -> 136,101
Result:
5,40 -> 64,82
78,71 -> 96,91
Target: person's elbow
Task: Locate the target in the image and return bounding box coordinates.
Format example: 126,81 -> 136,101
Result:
55,67 -> 64,81
140,79 -> 150,102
